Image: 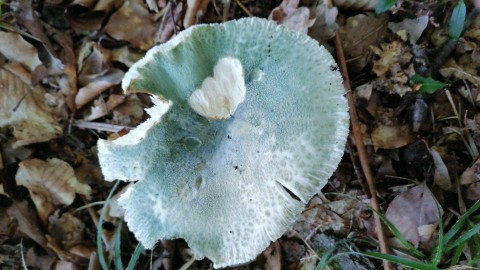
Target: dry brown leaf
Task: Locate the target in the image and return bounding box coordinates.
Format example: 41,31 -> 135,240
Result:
430,147 -> 452,191
308,2 -> 338,45
460,158 -> 480,184
269,0 -> 314,34
110,46 -> 144,67
155,2 -> 184,43
388,16 -> 429,44
371,124 -> 414,149
184,0 -> 211,28
0,64 -> 62,148
26,248 -> 56,270
440,59 -> 480,87
466,182 -> 480,200
0,31 -> 42,71
372,41 -> 412,77
15,158 -> 92,223
385,183 -> 441,247
0,138 -> 32,165
54,260 -> 78,270
262,242 -> 282,270
111,94 -> 145,126
0,208 -> 16,244
75,69 -> 124,109
104,0 -> 159,50
339,13 -> 388,73
333,0 -> 376,10
77,41 -> 110,86
48,212 -> 85,249
83,94 -> 125,121
7,201 -> 48,250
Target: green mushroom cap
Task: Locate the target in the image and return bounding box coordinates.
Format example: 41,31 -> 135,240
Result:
98,17 -> 349,268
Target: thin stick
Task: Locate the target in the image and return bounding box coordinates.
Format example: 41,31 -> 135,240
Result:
334,33 -> 392,270
234,0 -> 253,17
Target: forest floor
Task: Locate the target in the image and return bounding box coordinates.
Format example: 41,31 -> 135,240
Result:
1,0 -> 480,269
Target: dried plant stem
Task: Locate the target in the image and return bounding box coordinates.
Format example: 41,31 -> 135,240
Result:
334,33 -> 392,270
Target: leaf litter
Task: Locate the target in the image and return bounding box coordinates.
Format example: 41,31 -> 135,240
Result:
1,0 -> 480,269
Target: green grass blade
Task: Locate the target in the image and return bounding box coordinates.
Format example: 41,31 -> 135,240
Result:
446,223 -> 480,252
370,208 -> 426,258
360,251 -> 441,270
97,181 -> 121,270
431,200 -> 445,267
113,219 -> 124,270
444,200 -> 480,244
450,241 -> 465,267
316,243 -> 339,270
316,238 -> 378,270
126,244 -> 144,270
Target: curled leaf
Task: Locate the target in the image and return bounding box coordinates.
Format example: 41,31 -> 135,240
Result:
15,158 -> 91,223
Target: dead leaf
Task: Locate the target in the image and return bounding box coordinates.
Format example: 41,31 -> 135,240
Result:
308,2 -> 338,45
339,13 -> 388,73
0,138 -> 32,164
48,212 -> 85,249
371,124 -> 414,149
15,158 -> 92,223
54,260 -> 78,270
7,201 -> 48,249
155,2 -> 184,44
0,208 -> 16,244
385,183 -> 441,247
263,242 -> 282,270
0,64 -> 62,148
0,31 -> 42,72
372,41 -> 412,77
440,59 -> 480,86
333,0 -> 376,10
104,0 -> 159,50
460,158 -> 480,184
184,0 -> 211,28
110,46 -> 144,67
430,147 -> 452,190
77,41 -> 110,86
269,0 -> 314,34
26,248 -> 56,270
111,94 -> 145,126
388,15 -> 429,44
466,182 -> 480,200
75,69 -> 124,109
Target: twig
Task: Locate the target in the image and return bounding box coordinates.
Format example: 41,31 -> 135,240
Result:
334,33 -> 392,270
234,0 -> 253,17
170,0 -> 178,35
73,121 -> 133,133
222,0 -> 231,22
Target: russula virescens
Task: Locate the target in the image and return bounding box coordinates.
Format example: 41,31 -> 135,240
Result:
98,17 -> 349,267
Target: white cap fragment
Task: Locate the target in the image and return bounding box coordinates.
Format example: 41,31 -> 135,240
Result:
188,57 -> 246,120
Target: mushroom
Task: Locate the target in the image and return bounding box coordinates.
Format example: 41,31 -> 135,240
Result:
97,18 -> 349,268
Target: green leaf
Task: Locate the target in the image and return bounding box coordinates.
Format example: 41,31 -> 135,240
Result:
449,0 -> 466,40
375,0 -> 397,14
411,75 -> 446,94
